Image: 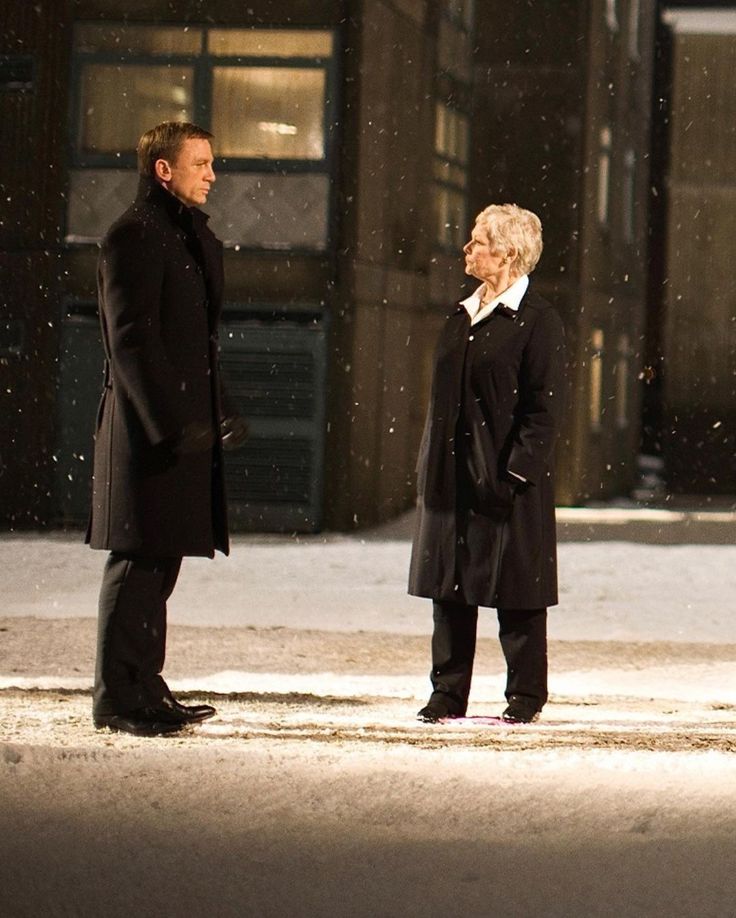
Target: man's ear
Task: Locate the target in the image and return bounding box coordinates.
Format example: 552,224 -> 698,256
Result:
154,158 -> 172,182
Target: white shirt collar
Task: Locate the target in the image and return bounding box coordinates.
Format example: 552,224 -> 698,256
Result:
460,274 -> 529,325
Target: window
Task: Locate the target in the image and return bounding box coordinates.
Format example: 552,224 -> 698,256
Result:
433,102 -> 470,250
615,334 -> 631,429
0,55 -> 35,92
212,67 -> 326,160
67,24 -> 336,251
597,126 -> 612,228
622,148 -> 636,244
590,328 -> 605,432
443,0 -> 474,32
605,0 -> 619,33
628,0 -> 641,60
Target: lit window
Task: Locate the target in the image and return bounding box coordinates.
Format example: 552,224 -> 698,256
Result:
615,334 -> 631,429
74,23 -> 204,55
606,0 -> 619,32
78,64 -> 194,155
597,126 -> 612,228
68,24 -> 336,251
444,0 -> 474,32
590,329 -> 604,432
434,102 -> 470,250
622,148 -> 636,244
208,29 -> 332,57
628,0 -> 641,60
212,67 -> 326,160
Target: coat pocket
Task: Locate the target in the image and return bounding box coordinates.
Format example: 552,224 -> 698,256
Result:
461,433 -> 515,510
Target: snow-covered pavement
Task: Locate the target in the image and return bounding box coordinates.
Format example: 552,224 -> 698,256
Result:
3,508 -> 736,917
4,507 -> 736,641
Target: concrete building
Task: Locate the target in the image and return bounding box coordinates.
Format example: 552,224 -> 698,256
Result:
2,0 -> 731,534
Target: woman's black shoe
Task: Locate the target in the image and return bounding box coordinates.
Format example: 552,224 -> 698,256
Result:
417,699 -> 462,723
501,696 -> 541,723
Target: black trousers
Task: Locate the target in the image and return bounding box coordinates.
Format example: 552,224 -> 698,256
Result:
93,553 -> 182,717
428,599 -> 548,716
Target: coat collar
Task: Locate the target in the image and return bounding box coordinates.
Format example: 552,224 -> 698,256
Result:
454,278 -> 531,322
135,175 -> 211,234
460,274 -> 529,321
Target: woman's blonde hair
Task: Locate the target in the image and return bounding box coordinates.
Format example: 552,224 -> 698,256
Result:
475,203 -> 543,276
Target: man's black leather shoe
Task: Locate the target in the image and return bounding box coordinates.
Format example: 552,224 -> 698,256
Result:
501,696 -> 541,724
93,708 -> 185,737
159,694 -> 216,723
417,699 -> 462,723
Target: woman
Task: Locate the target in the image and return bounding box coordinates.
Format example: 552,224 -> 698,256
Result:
409,203 -> 565,724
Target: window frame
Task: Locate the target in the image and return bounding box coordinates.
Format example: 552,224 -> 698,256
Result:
67,22 -> 340,252
69,23 -> 338,175
432,99 -> 471,252
442,0 -> 475,34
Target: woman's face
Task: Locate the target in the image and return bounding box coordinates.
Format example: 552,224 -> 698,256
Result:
463,222 -> 512,288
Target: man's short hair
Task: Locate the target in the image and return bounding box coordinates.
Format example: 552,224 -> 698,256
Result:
137,121 -> 214,177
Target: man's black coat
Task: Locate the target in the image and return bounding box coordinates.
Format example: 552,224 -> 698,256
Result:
86,176 -> 229,558
409,286 -> 565,609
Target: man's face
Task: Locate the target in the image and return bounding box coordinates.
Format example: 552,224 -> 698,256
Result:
160,138 -> 215,207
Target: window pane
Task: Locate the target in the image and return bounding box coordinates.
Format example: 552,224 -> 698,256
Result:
445,1 -> 474,32
75,23 -> 202,55
628,0 -> 641,59
78,64 -> 193,155
212,67 -> 325,160
434,160 -> 467,189
435,186 -> 466,249
456,114 -> 469,164
207,173 -> 329,250
208,29 -> 332,58
623,148 -> 636,243
435,103 -> 469,163
606,0 -> 619,32
590,329 -> 604,431
616,334 -> 630,428
434,103 -> 445,154
66,169 -> 331,250
66,169 -> 139,242
597,126 -> 612,227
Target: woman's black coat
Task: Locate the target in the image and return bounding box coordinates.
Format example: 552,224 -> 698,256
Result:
408,286 -> 565,609
86,177 -> 229,558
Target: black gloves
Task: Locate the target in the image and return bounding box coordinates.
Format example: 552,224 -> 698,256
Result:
171,415 -> 249,455
174,420 -> 215,455
220,414 -> 249,451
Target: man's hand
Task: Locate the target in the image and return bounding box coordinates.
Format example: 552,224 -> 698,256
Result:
174,420 -> 215,455
220,414 -> 249,451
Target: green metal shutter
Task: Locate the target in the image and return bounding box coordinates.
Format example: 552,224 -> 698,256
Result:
54,301 -> 327,532
219,307 -> 327,532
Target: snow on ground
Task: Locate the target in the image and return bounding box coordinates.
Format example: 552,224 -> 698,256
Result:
4,512 -> 736,641
3,511 -> 736,916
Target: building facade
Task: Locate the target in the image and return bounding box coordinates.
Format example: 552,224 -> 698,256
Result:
1,0 -> 476,531
651,5 -> 736,494
5,0 -> 727,534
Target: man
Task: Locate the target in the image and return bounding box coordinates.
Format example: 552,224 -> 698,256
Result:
86,121 -> 247,737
